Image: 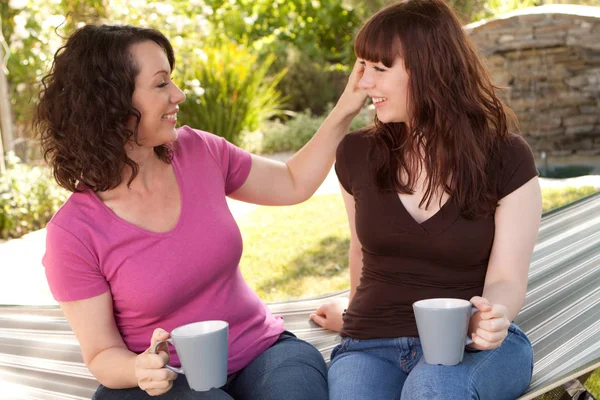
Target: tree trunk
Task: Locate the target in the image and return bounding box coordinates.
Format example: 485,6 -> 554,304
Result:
0,41 -> 13,174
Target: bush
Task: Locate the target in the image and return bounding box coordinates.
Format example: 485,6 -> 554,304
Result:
177,41 -> 288,146
241,107 -> 373,154
271,46 -> 347,115
0,154 -> 68,240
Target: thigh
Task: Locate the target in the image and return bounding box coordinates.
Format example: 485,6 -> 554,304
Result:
227,335 -> 328,400
93,375 -> 233,400
329,350 -> 407,400
402,324 -> 534,400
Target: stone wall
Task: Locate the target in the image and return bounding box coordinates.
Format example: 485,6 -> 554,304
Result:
465,5 -> 600,162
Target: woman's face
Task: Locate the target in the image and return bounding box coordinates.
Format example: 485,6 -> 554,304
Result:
129,41 -> 186,147
358,56 -> 410,124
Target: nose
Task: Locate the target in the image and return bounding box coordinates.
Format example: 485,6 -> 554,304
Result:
171,83 -> 186,104
358,69 -> 375,90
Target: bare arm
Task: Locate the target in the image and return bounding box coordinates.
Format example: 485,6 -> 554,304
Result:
342,184 -> 363,302
60,292 -> 176,394
469,176 -> 542,349
311,184 -> 362,331
229,61 -> 367,206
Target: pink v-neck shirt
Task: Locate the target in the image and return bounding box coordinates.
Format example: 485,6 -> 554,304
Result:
43,126 -> 284,373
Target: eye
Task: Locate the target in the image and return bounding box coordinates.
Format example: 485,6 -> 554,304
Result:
157,81 -> 169,88
374,66 -> 386,72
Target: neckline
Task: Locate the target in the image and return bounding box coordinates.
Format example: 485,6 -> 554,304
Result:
396,193 -> 451,226
89,157 -> 185,237
378,190 -> 460,235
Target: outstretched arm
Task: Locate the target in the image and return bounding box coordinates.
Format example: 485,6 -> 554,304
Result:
229,61 -> 367,206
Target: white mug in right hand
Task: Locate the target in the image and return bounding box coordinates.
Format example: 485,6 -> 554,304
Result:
153,320 -> 229,391
413,298 -> 479,366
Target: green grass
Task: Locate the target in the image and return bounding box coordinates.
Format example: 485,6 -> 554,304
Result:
541,186 -> 598,212
239,195 -> 350,302
586,369 -> 600,398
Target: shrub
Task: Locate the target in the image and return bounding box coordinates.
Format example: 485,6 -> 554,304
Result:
271,45 -> 347,115
241,107 -> 373,154
0,154 -> 68,240
177,41 -> 288,146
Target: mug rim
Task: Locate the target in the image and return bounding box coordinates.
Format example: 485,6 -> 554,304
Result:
413,298 -> 471,309
171,320 -> 229,337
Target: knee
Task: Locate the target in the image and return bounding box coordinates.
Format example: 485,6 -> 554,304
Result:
278,338 -> 328,375
401,366 -> 472,400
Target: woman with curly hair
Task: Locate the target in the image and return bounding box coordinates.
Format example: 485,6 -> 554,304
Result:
36,24 -> 367,399
310,1 -> 542,399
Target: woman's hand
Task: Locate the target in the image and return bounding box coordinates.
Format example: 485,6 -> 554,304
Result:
335,60 -> 368,117
468,296 -> 511,351
310,297 -> 349,332
135,328 -> 178,396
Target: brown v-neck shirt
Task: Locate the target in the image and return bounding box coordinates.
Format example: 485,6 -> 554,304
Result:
336,130 -> 538,339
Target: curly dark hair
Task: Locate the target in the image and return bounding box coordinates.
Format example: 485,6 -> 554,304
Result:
355,0 -> 519,219
35,24 -> 175,192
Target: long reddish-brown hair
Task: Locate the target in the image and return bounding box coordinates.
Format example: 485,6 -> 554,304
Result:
355,0 -> 518,218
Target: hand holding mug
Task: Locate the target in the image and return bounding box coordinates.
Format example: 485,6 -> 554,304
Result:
468,296 -> 511,351
135,328 -> 177,396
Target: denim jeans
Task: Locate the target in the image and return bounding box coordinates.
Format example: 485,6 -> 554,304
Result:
93,332 -> 328,400
328,323 -> 533,400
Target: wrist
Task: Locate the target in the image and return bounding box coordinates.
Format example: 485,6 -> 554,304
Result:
331,103 -> 360,122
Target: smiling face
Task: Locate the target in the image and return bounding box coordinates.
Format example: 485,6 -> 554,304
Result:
358,56 -> 410,125
129,40 -> 186,147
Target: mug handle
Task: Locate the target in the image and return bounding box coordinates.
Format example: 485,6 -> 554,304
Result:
153,339 -> 184,374
466,306 -> 479,345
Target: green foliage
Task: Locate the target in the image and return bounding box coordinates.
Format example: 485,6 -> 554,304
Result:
0,153 -> 68,240
205,0 -> 360,63
272,45 -> 346,114
241,107 -> 373,154
177,41 -> 287,145
541,186 -> 598,212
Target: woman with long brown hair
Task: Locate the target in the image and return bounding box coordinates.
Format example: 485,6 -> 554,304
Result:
311,1 -> 541,398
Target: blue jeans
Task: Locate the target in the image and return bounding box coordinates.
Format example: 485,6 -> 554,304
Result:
93,332 -> 328,399
328,323 -> 533,400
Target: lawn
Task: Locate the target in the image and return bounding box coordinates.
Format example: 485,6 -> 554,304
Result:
237,185 -> 599,398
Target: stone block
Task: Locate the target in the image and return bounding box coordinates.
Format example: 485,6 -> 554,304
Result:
535,24 -> 579,35
546,107 -> 580,118
481,18 -> 520,32
580,106 -> 600,114
565,124 -> 595,135
550,150 -> 575,157
485,54 -> 506,68
566,75 -> 589,88
564,115 -> 598,126
577,149 -> 600,156
529,129 -> 565,137
558,91 -> 595,106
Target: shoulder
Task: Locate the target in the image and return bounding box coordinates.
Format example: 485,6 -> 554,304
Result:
338,127 -> 374,160
49,191 -> 100,232
175,126 -> 224,152
174,126 -> 233,165
497,135 -> 535,162
493,134 -> 539,199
